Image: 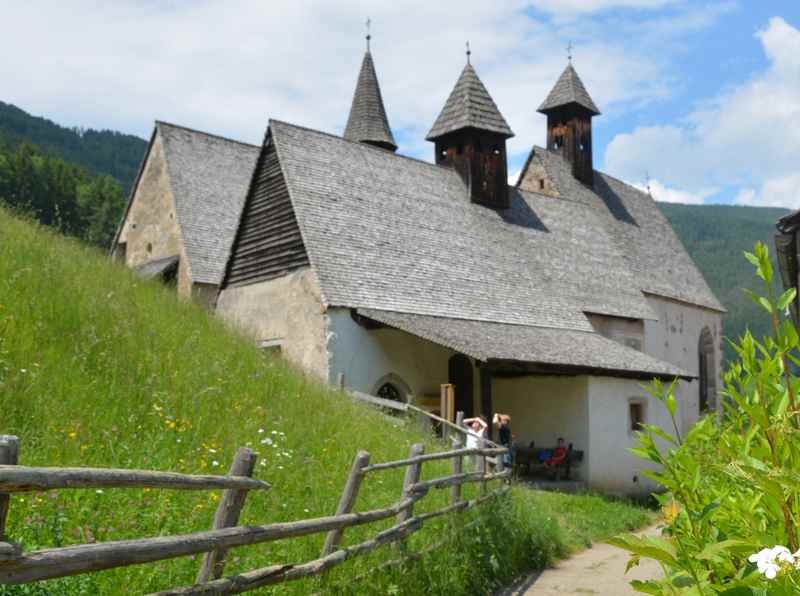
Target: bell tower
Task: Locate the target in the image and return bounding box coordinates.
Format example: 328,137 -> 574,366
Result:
426,48 -> 514,209
538,62 -> 600,187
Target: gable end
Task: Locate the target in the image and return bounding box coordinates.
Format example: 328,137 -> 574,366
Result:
223,137 -> 309,288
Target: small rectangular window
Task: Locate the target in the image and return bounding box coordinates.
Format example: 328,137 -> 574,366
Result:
629,402 -> 644,432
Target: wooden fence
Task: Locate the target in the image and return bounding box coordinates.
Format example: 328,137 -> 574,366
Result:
0,432 -> 509,594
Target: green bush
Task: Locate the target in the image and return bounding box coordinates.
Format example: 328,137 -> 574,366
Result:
611,241 -> 800,595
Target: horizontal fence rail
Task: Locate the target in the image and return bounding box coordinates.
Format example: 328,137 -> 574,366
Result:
0,426 -> 510,593
0,466 -> 270,493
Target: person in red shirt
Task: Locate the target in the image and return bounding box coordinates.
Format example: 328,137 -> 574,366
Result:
545,437 -> 567,467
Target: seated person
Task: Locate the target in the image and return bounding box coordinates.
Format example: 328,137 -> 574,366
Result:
544,437 -> 567,467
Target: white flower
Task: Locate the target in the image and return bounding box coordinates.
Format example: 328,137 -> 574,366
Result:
304,508 -> 310,513
260,438 -> 273,446
271,430 -> 278,435
211,460 -> 220,467
278,465 -> 284,470
259,460 -> 266,467
95,489 -> 104,495
749,546 -> 796,579
258,428 -> 265,434
208,448 -> 217,454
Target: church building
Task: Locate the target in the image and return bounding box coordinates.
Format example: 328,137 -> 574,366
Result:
112,41 -> 724,494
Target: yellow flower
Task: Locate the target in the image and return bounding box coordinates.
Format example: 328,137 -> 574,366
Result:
68,432 -> 77,439
662,497 -> 680,524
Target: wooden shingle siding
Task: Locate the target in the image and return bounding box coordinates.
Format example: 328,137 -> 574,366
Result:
224,140 -> 309,288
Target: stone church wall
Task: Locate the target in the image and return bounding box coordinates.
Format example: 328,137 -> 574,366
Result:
117,132 -> 192,297
215,267 -> 328,380
643,295 -> 723,435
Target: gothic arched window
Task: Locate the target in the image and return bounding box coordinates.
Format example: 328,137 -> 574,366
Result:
377,382 -> 402,402
698,327 -> 716,413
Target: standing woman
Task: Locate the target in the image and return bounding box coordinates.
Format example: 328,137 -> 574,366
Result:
463,416 -> 488,469
494,413 -> 513,469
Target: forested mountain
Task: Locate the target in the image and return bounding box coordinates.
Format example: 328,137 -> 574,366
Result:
0,133 -> 127,247
0,101 -> 147,193
658,202 -> 790,361
0,99 -> 791,363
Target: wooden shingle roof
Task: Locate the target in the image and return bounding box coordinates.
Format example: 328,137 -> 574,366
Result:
343,51 -> 397,151
538,63 -> 600,115
426,63 -> 514,140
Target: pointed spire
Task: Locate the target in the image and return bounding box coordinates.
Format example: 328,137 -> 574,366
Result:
426,62 -> 514,141
537,62 -> 600,116
343,43 -> 397,152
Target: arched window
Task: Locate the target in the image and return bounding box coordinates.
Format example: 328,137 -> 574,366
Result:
698,327 -> 716,413
377,382 -> 402,402
372,373 -> 412,404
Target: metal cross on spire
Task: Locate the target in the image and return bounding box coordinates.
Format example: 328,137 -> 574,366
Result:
567,41 -> 573,63
365,17 -> 371,51
466,40 -> 471,64
645,171 -> 652,196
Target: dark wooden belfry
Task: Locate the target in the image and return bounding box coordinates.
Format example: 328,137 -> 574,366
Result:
426,59 -> 514,209
538,63 -> 600,187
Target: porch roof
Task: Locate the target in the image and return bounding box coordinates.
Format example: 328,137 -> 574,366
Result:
356,308 -> 693,381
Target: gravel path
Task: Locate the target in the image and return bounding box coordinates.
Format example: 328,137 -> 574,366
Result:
498,525 -> 662,595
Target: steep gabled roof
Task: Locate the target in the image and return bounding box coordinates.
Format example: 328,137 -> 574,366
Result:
521,147 -> 724,312
270,119 -> 653,331
538,63 -> 600,116
156,122 -> 260,285
426,63 -> 514,140
343,51 -> 397,151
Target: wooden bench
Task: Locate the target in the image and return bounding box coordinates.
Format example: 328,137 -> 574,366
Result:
513,443 -> 584,481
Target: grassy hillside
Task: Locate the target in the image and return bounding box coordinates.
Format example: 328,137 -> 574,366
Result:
0,101 -> 146,193
658,203 -> 790,361
0,209 -> 650,594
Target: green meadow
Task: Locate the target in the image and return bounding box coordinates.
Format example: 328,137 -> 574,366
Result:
0,207 -> 651,594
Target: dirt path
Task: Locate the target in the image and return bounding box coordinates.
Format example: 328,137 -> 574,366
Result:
498,525 -> 662,596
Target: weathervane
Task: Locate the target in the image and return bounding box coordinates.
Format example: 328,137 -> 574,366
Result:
466,40 -> 471,64
567,41 -> 573,63
366,17 -> 371,51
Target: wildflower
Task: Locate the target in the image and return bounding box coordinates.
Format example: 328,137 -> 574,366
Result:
278,465 -> 284,470
260,438 -> 273,446
748,546 -> 798,579
304,508 -> 310,513
211,460 -> 220,467
271,430 -> 278,435
208,448 -> 217,454
258,428 -> 265,434
68,431 -> 77,439
95,489 -> 104,495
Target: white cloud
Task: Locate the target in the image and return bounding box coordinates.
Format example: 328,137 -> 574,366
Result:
632,179 -> 714,204
530,0 -> 677,17
735,174 -> 800,208
605,17 -> 800,208
0,0 -> 718,168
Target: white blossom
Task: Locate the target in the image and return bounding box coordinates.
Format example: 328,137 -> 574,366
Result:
748,546 -> 799,580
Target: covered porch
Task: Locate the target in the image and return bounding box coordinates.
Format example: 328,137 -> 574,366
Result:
333,307 -> 693,494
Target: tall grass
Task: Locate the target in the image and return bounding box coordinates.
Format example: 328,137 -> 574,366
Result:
0,208 -> 652,594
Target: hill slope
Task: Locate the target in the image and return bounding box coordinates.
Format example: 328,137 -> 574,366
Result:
658,202 -> 790,360
0,101 -> 147,193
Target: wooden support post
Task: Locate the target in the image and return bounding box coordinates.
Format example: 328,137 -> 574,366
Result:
321,450 -> 370,556
450,435 -> 463,505
0,435 -> 19,540
397,444 -> 425,528
196,447 -> 257,583
479,367 -> 493,442
478,438 -> 488,497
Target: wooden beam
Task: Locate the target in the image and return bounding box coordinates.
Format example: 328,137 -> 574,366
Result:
321,450 -> 370,556
196,448 -> 258,583
0,466 -> 270,493
0,435 -> 19,539
480,367 -> 493,441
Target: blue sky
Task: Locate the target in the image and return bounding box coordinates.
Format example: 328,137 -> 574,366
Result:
1,1 -> 798,207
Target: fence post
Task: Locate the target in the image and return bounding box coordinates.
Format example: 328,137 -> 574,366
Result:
397,443 -> 424,526
450,435 -> 463,505
196,447 -> 257,583
0,435 -> 19,541
321,450 -> 371,556
478,438 -> 488,497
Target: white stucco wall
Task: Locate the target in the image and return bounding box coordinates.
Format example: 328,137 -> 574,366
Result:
493,376 -> 589,481
326,308 -> 471,406
215,267 -> 329,379
643,295 -> 723,435
586,376 -> 668,495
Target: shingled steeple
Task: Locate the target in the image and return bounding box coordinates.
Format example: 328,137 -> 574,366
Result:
428,55 -> 514,209
343,49 -> 397,152
538,63 -> 600,187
